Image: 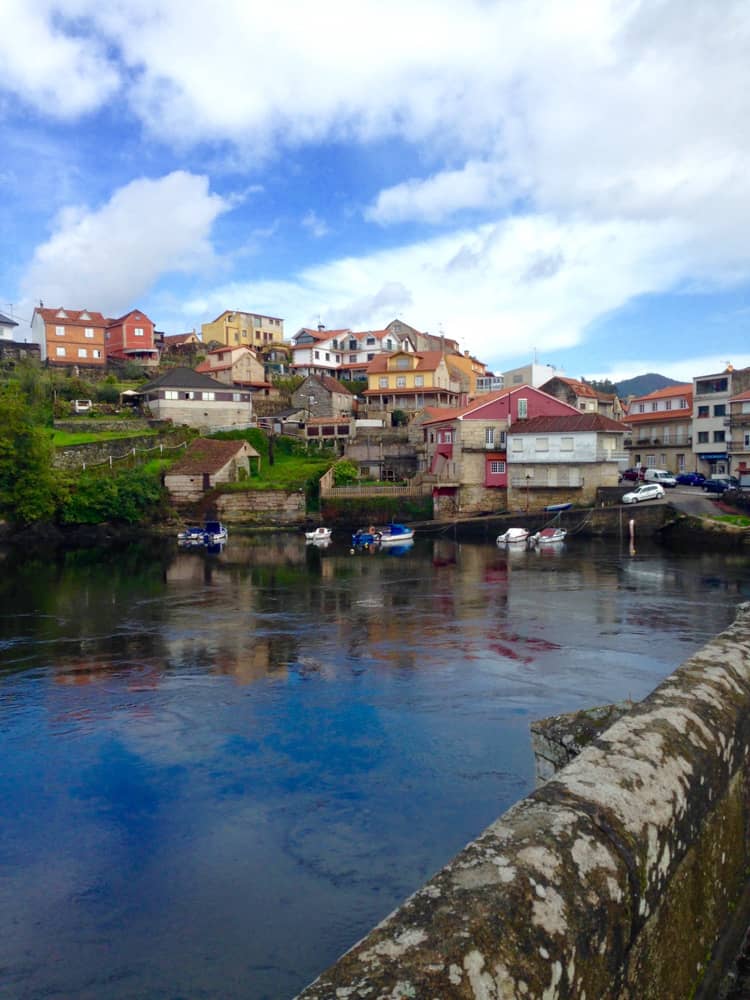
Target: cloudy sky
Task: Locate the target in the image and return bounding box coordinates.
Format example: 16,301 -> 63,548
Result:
2,0 -> 749,381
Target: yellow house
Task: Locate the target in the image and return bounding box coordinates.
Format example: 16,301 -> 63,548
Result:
201,310 -> 284,350
362,350 -> 463,412
445,351 -> 488,397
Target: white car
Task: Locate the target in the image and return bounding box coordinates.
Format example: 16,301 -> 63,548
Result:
622,483 -> 666,504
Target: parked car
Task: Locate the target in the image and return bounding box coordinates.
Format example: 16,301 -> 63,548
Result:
620,468 -> 643,482
675,472 -> 706,486
622,483 -> 666,504
644,469 -> 677,488
702,479 -> 731,494
72,398 -> 93,414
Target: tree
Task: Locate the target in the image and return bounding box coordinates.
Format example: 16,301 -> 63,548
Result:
332,459 -> 359,485
0,387 -> 62,523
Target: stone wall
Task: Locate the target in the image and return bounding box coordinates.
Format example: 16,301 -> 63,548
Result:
52,429 -> 189,470
295,604 -> 750,1000
216,490 -> 306,525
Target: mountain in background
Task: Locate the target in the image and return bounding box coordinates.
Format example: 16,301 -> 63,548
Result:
586,373 -> 684,399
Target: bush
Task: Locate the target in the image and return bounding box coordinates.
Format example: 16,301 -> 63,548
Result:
333,459 -> 359,485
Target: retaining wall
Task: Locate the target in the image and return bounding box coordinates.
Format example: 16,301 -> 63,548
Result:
216,490 -> 306,525
296,604 -> 750,1000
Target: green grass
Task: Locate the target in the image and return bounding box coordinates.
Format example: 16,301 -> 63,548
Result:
51,428 -> 159,446
220,455 -> 332,491
710,514 -> 750,527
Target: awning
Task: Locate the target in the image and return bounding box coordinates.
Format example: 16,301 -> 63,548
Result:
699,453 -> 728,461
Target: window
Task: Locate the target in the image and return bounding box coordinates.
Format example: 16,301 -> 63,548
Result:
165,390 -> 179,400
396,356 -> 409,369
677,454 -> 685,471
396,376 -> 406,388
665,399 -> 672,410
511,437 -> 523,451
485,428 -> 494,446
335,355 -> 340,363
560,437 -> 574,451
513,374 -> 523,384
517,398 -> 528,419
78,348 -> 87,358
637,403 -> 645,412
93,350 -> 101,359
379,377 -> 388,388
697,405 -> 709,418
415,375 -> 424,387
385,340 -> 393,350
366,336 -> 376,345
349,354 -> 357,363
186,391 -> 195,400
325,353 -> 330,361
439,430 -> 453,444
332,339 -> 338,349
349,340 -> 357,350
698,431 -> 709,443
233,393 -> 242,401
134,327 -> 144,337
713,430 -> 725,442
314,351 -> 320,359
367,353 -> 375,361
55,346 -> 66,357
651,402 -> 658,411
535,437 -> 548,451
745,433 -> 750,448
646,455 -> 656,467
490,460 -> 506,474
202,392 -> 215,401
714,404 -> 726,417
84,327 -> 94,338
56,325 -> 65,336
679,398 -> 688,408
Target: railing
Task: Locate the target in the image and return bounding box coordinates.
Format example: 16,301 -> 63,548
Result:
76,439 -> 191,474
319,465 -> 432,498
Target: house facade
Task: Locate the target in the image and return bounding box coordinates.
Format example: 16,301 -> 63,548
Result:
0,312 -> 18,340
539,375 -> 622,418
161,331 -> 201,353
506,413 -> 628,510
30,307 -> 107,368
195,345 -> 270,393
105,309 -> 159,366
728,389 -> 750,477
291,374 -> 354,419
624,384 -> 694,473
164,438 -> 260,503
290,325 -> 416,380
420,386 -> 581,516
201,310 -> 284,350
693,366 -> 750,476
362,351 -> 462,413
136,368 -> 253,431
304,416 -> 354,450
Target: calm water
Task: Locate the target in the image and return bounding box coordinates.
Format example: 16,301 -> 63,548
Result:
1,532 -> 749,999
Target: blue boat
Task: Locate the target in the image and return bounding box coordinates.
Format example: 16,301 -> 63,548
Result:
544,502 -> 572,513
351,523 -> 415,548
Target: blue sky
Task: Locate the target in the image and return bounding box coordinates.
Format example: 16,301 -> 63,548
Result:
2,0 -> 749,382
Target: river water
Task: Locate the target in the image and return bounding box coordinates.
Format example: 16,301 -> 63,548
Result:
1,531 -> 749,999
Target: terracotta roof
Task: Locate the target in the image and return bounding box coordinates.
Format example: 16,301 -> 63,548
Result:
163,332 -> 200,345
311,374 -> 353,395
293,327 -> 350,343
627,408 -> 693,423
35,307 -> 107,328
509,414 -> 627,433
366,350 -> 446,374
166,438 -> 258,476
138,367 -> 230,392
730,389 -> 750,403
107,309 -> 152,327
629,384 -> 692,403
551,377 -> 599,399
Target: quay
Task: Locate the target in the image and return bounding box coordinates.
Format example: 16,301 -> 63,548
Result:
295,604 -> 750,999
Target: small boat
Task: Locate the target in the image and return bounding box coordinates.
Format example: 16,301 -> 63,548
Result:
351,523 -> 415,548
544,502 -> 572,512
496,527 -> 530,546
529,527 -> 567,546
177,525 -> 207,547
203,520 -> 228,545
305,526 -> 332,543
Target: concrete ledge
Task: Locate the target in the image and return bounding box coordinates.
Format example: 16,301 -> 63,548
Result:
296,604 -> 750,1000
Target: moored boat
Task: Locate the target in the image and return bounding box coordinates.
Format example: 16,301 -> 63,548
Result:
305,526 -> 332,543
496,527 -> 530,546
177,525 -> 207,547
203,520 -> 228,545
351,523 -> 415,548
529,527 -> 567,546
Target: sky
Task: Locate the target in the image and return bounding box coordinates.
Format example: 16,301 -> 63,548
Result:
2,0 -> 750,383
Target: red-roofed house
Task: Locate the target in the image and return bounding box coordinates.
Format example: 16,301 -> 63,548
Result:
195,345 -> 272,395
290,325 -> 417,380
625,384 -> 694,473
105,309 -> 159,367
539,376 -> 623,419
31,307 -> 107,368
507,413 -> 628,509
420,386 -> 581,516
363,350 -> 462,413
728,387 -> 750,476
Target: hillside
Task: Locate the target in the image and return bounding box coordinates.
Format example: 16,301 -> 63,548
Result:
615,373 -> 684,398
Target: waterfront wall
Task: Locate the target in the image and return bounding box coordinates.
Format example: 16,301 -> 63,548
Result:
296,604 -> 750,1000
216,489 -> 306,525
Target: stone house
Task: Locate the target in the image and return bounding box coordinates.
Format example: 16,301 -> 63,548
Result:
164,438 -> 260,503
420,386 -> 583,517
625,384 -> 694,474
291,374 -> 355,419
136,367 -> 253,432
540,375 -> 624,419
506,413 -> 628,510
195,345 -> 272,395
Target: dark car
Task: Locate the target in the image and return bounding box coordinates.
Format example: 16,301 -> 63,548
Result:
620,468 -> 642,482
702,479 -> 730,494
675,472 -> 706,486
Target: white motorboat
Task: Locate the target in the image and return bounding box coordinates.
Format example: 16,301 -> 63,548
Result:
496,527 -> 530,546
305,526 -> 332,543
529,527 -> 567,546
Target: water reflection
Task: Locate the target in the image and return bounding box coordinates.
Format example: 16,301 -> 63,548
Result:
1,535 -> 749,999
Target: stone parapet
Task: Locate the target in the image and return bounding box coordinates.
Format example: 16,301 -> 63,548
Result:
296,604 -> 750,1000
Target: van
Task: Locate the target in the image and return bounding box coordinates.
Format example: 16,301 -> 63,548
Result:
644,469 -> 676,487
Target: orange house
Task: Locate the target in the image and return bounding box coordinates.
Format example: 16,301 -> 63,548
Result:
105,309 -> 159,366
31,307 -> 107,368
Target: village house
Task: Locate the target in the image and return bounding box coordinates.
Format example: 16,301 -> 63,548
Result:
625,384 -> 694,474
135,367 -> 253,432
195,345 -> 272,395
693,365 -> 750,477
201,310 -> 284,350
291,374 -> 355,419
506,413 -> 628,510
728,388 -> 750,478
362,350 -> 463,414
304,416 -> 354,451
420,386 -> 582,517
105,309 -> 159,367
289,325 -> 416,381
539,375 -> 624,419
0,311 -> 18,340
164,438 -> 260,503
159,331 -> 202,354
30,306 -> 107,368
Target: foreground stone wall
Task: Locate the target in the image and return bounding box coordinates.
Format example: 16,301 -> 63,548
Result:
296,605 -> 750,1000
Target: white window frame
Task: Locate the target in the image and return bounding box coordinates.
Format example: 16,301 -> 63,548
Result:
55,346 -> 66,356
77,348 -> 87,358
517,398 -> 528,419
202,392 -> 215,401
490,460 -> 506,474
56,326 -> 65,336
134,327 -> 144,337
165,390 -> 179,400
84,327 -> 94,338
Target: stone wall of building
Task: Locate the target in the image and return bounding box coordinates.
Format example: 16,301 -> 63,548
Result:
296,605 -> 750,1000
216,490 -> 306,525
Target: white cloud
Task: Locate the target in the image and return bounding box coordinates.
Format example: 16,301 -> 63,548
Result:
301,211 -> 329,238
585,354 -> 750,385
22,172 -> 228,316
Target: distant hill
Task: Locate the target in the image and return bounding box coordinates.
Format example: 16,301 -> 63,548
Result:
615,373 -> 684,398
